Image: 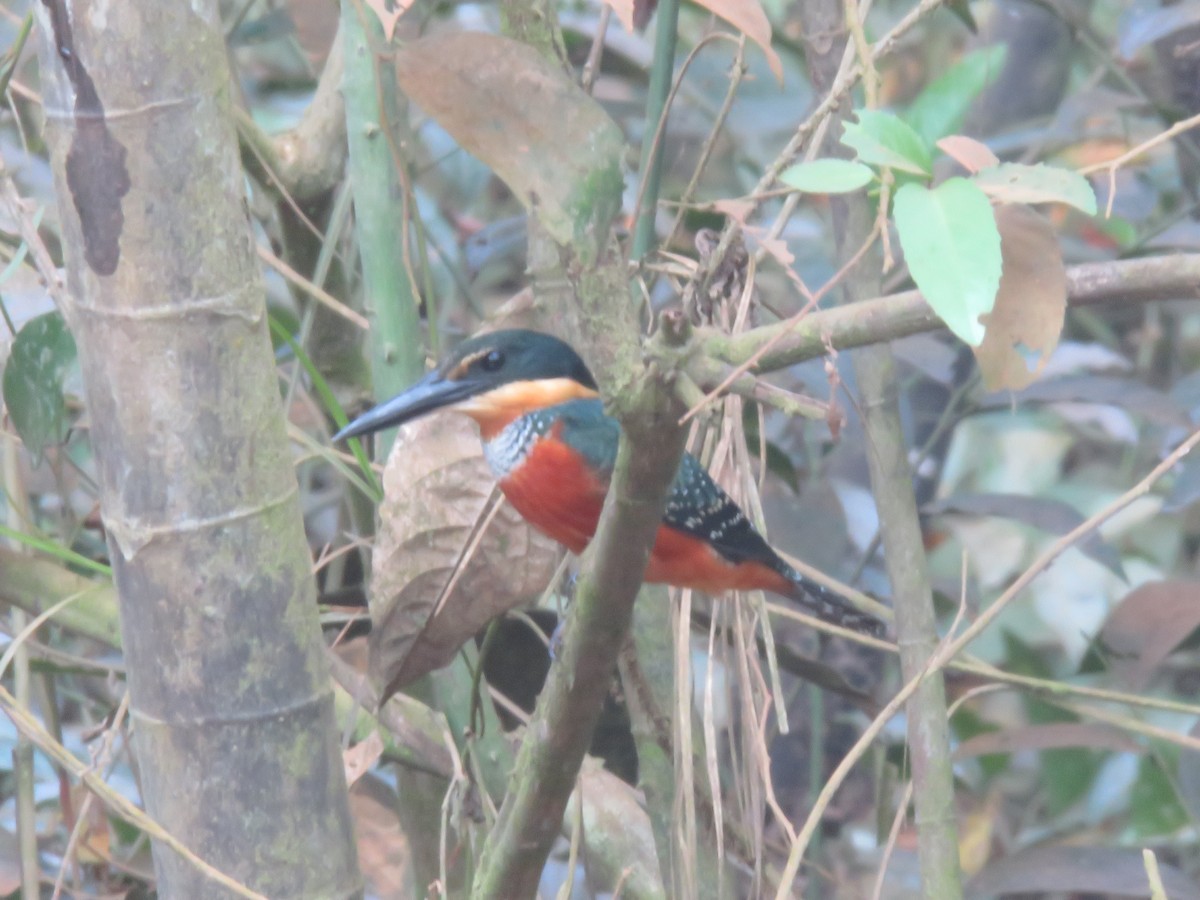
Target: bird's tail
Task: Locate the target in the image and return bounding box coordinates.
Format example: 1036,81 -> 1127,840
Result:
777,564 -> 886,637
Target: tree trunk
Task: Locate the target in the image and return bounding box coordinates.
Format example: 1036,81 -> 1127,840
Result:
33,2 -> 362,896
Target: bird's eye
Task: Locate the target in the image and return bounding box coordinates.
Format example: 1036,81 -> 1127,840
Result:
480,349 -> 505,371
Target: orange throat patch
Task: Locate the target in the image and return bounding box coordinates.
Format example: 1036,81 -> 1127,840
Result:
450,378 -> 599,439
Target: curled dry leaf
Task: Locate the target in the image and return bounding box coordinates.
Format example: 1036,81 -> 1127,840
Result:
973,204 -> 1067,391
369,415 -> 564,700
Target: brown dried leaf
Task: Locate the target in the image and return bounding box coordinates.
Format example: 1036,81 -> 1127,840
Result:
395,32 -> 625,250
369,416 -> 563,698
1099,580 -> 1200,690
936,135 -> 999,173
973,204 -> 1066,391
693,0 -> 783,83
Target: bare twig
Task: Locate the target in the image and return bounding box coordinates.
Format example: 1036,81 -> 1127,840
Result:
1077,110 -> 1200,218
257,244 -> 368,329
580,4 -> 612,95
700,253 -> 1200,377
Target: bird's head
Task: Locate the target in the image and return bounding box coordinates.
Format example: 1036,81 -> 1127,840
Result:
333,329 -> 599,442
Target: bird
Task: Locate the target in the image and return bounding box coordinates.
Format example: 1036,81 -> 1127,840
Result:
334,329 -> 884,636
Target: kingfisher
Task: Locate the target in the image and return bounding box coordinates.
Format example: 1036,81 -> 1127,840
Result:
334,329 -> 883,636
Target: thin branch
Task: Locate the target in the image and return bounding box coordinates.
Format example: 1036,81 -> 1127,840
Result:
256,244 -> 367,329
699,253 -> 1200,377
580,4 -> 611,95
1078,111 -> 1200,218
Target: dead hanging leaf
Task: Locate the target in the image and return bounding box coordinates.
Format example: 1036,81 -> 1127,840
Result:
395,32 -> 624,254
369,415 -> 563,700
973,204 -> 1066,391
692,0 -> 783,83
1098,581 -> 1200,691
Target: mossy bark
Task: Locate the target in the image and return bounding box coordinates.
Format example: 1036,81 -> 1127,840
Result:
34,3 -> 361,896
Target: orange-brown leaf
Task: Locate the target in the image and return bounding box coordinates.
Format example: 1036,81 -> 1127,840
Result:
693,0 -> 783,83
972,204 -> 1066,390
937,135 -> 1000,174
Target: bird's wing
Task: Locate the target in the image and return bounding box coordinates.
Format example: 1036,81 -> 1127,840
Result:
557,403 -> 781,569
553,398 -> 619,476
663,453 -> 781,569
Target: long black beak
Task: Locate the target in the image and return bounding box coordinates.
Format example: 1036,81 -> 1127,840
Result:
332,369 -> 482,442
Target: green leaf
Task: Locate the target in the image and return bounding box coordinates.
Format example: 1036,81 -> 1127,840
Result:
841,110 -> 932,176
1041,747 -> 1102,817
2,311 -> 77,462
973,163 -> 1098,215
905,45 -> 1007,145
893,178 -> 1001,346
1130,755 -> 1188,837
779,159 -> 874,194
